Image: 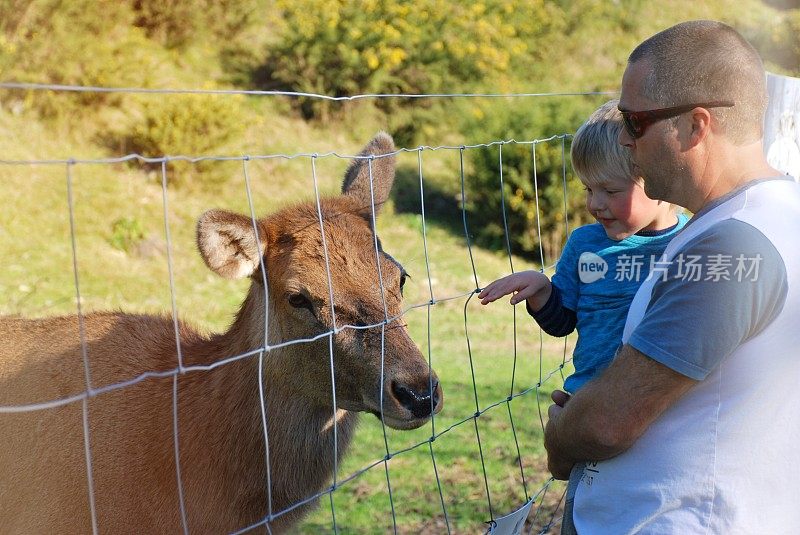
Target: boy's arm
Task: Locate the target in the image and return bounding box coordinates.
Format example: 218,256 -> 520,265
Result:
479,271 -> 577,336
521,274 -> 552,312
526,285 -> 577,337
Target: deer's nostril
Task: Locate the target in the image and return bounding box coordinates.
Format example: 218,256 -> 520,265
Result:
392,380 -> 438,419
432,381 -> 441,409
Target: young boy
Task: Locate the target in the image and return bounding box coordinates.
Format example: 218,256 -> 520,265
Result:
478,99 -> 688,530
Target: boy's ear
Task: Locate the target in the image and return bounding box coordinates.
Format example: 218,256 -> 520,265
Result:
197,210 -> 265,279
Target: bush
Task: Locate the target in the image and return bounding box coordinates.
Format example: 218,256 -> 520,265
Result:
130,0 -> 264,50
460,98 -> 602,263
259,0 -> 562,122
736,5 -> 800,76
125,93 -> 248,186
109,217 -> 145,253
0,0 -> 165,118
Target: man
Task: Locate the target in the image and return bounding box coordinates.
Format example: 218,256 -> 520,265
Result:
545,20 -> 800,534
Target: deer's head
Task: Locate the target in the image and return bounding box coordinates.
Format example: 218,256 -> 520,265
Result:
196,133 -> 442,430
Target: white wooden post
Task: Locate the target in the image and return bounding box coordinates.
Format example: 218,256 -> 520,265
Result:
764,72 -> 800,181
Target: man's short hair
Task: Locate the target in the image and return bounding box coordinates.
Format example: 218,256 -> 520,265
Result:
629,20 -> 767,145
571,99 -> 637,186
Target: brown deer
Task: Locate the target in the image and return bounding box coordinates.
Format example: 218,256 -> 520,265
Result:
0,133 -> 442,534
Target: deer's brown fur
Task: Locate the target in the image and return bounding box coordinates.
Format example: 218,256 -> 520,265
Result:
0,133 -> 442,534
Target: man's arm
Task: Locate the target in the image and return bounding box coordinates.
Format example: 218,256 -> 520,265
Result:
544,220 -> 788,479
544,344 -> 697,479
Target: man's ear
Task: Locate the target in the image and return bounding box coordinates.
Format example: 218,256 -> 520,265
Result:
197,210 -> 265,279
688,106 -> 713,147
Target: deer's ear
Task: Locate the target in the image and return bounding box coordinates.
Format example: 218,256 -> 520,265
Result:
197,210 -> 265,280
341,132 -> 396,217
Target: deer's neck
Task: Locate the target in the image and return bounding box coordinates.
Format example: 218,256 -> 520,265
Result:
180,289 -> 359,528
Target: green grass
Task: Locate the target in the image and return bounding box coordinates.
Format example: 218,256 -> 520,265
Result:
0,107 -> 575,533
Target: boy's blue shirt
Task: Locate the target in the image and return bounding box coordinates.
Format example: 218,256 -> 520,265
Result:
553,213 -> 689,393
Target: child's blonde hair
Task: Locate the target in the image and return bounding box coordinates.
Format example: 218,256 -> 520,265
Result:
571,99 -> 638,187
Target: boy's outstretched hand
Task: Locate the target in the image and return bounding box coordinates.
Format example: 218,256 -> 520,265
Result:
478,270 -> 552,312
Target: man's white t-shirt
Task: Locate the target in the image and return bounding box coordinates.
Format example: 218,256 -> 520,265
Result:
573,178 -> 800,534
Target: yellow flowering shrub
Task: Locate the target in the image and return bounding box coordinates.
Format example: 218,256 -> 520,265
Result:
262,0 -> 560,119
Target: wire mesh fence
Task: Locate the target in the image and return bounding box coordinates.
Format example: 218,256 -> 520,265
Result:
0,85 -> 582,534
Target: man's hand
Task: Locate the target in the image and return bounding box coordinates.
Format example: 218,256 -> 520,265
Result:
551,389 -> 571,407
542,346 -> 698,481
545,390 -> 574,480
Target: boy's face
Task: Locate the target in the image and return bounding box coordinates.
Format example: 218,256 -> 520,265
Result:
584,174 -> 673,241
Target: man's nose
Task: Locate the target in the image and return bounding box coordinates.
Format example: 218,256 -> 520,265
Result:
618,126 -> 635,148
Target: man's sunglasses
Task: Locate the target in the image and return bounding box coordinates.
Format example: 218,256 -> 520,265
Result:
619,101 -> 735,139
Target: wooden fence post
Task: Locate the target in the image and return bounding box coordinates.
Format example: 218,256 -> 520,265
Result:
764,72 -> 800,180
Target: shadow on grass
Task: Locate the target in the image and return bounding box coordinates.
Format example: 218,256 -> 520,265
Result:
391,163 -> 541,264
392,163 -> 466,239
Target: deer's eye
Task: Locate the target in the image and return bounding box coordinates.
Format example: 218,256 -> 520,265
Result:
287,292 -> 313,311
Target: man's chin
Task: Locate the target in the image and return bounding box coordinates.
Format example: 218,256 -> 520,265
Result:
642,179 -> 663,200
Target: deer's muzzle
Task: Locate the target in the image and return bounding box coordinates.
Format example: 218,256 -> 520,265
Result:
391,380 -> 441,419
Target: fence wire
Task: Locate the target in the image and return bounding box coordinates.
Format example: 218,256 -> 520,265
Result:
0,80 -> 616,101
0,126 -> 576,533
